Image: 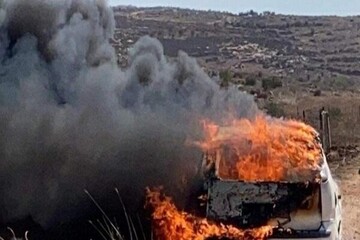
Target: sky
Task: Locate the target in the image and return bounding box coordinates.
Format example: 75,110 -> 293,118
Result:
108,0 -> 360,16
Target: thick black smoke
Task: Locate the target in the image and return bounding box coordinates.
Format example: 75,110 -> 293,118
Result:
0,0 -> 258,226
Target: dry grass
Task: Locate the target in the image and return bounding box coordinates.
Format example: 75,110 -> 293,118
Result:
280,92 -> 360,145
0,227 -> 28,240
86,189 -> 151,240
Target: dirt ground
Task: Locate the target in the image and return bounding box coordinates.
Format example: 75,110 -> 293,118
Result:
329,155 -> 360,239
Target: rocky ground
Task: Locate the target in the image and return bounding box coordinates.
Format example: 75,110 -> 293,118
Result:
329,153 -> 360,239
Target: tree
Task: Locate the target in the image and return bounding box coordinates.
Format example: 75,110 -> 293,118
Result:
248,9 -> 258,16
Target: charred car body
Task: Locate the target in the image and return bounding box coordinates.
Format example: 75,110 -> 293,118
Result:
201,146 -> 342,240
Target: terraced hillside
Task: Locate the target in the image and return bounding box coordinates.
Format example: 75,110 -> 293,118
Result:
112,6 -> 360,145
113,7 -> 360,89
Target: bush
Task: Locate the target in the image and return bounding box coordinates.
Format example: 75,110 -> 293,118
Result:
245,76 -> 256,86
219,69 -> 232,88
314,89 -> 322,96
262,77 -> 282,91
265,102 -> 285,118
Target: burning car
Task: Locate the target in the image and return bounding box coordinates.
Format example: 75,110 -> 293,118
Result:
147,115 -> 341,240
199,116 -> 342,240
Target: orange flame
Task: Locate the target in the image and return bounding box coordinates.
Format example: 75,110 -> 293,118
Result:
146,188 -> 274,240
196,115 -> 323,182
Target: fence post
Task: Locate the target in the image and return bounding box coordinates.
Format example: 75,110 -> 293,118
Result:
320,108 -> 331,154
297,106 -> 299,119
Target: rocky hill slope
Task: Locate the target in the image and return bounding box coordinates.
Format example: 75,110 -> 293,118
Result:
112,6 -> 360,145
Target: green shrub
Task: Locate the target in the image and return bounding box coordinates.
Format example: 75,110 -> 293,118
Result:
219,69 -> 232,88
262,76 -> 282,90
245,76 -> 257,86
265,102 -> 285,117
313,89 -> 322,96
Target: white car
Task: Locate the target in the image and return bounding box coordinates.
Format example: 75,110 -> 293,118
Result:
203,151 -> 342,240
269,156 -> 342,240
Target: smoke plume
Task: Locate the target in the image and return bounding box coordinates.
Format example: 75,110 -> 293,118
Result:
0,0 -> 258,226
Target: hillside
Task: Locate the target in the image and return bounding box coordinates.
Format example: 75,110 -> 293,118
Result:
112,6 -> 360,146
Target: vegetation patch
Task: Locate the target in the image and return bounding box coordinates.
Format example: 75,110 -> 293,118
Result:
262,77 -> 282,91
265,102 -> 285,118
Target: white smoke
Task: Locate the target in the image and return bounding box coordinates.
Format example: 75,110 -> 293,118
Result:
0,0 -> 258,226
